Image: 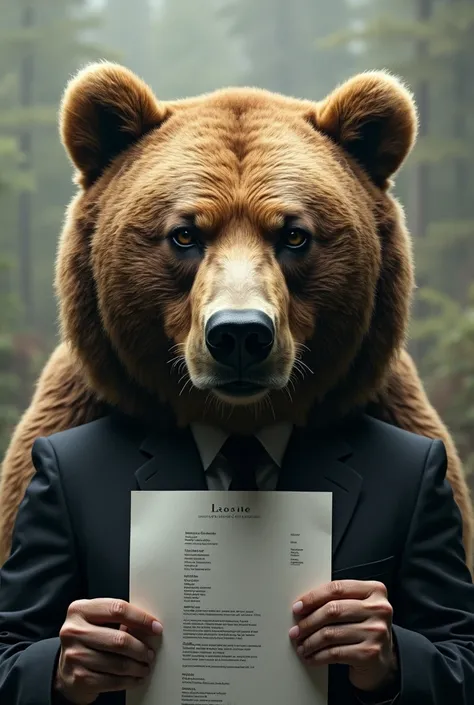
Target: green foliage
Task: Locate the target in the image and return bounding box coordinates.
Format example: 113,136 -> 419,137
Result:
415,219 -> 474,292
412,286 -> 474,477
0,0 -> 109,337
0,258 -> 25,456
324,1 -> 474,83
0,74 -> 36,193
409,137 -> 473,166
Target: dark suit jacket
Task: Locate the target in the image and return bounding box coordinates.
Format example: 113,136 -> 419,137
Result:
0,412 -> 473,705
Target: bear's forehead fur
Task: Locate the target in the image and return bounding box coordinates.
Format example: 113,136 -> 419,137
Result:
97,89 -> 373,235
56,66 -> 415,432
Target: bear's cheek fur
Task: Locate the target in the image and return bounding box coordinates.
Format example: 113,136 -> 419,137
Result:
91,225 -> 192,394
287,224 -> 382,400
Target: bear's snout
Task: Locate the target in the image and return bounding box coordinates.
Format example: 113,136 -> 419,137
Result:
205,309 -> 274,370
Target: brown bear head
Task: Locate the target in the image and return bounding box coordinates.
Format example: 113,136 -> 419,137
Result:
56,62 -> 417,432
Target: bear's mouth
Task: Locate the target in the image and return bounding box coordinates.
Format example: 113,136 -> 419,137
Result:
215,381 -> 266,397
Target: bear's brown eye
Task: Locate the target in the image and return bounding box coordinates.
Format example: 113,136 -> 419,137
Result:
282,228 -> 309,249
171,228 -> 198,249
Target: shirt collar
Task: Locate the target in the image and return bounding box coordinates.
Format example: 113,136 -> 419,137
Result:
190,421 -> 293,471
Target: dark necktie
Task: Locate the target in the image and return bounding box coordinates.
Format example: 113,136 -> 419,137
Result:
221,435 -> 264,491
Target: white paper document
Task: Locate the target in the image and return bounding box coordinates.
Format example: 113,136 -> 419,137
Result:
128,491 -> 332,705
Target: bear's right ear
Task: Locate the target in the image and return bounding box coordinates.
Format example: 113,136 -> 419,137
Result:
60,62 -> 169,187
313,71 -> 418,189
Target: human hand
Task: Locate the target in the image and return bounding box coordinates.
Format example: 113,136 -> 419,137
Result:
289,580 -> 398,693
54,598 -> 163,704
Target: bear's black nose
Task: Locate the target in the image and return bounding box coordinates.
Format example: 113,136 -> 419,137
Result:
205,309 -> 274,371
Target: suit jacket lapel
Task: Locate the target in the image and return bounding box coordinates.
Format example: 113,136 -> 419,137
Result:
134,422 -> 363,558
277,426 -> 363,557
135,426 -> 207,490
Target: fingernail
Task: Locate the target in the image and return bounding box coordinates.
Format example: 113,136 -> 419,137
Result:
148,649 -> 155,662
292,601 -> 303,614
152,620 -> 163,634
289,625 -> 300,639
296,644 -> 305,656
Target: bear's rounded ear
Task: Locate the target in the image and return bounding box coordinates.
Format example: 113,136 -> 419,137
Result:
60,62 -> 169,187
314,71 -> 418,188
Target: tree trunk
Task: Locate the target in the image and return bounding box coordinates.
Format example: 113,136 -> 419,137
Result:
450,0 -> 468,215
273,0 -> 293,95
409,0 -> 433,364
411,0 -> 432,241
18,4 -> 34,327
449,0 -> 472,301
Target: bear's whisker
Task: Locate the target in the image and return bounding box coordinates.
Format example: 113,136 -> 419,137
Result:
293,359 -> 313,380
297,343 -> 311,354
283,385 -> 293,403
265,394 -> 276,420
178,378 -> 193,397
292,362 -> 306,381
288,374 -> 297,393
167,354 -> 186,373
298,360 -> 314,375
168,343 -> 185,354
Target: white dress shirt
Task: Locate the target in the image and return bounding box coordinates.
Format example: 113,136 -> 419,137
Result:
190,422 -> 293,490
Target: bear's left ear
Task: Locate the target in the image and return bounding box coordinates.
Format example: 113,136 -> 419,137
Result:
314,71 -> 418,188
60,62 -> 170,187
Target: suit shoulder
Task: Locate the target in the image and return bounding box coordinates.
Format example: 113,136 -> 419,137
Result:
346,414 -> 437,477
44,413 -> 145,470
363,414 -> 435,450
48,415 -> 119,446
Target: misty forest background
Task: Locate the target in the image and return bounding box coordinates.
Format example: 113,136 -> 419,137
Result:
0,0 -> 473,499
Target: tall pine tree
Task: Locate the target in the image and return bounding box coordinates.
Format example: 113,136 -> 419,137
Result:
0,0 -> 106,334
327,0 -> 474,293
225,0 -> 352,100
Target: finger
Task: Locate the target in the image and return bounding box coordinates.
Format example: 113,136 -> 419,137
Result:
71,647 -> 151,679
120,624 -> 156,650
63,623 -> 155,664
70,599 -> 163,634
302,641 -> 383,668
295,623 -> 367,659
293,581 -> 387,616
289,599 -> 368,641
66,667 -> 144,694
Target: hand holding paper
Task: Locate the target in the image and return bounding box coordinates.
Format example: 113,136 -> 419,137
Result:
54,598 -> 163,704
290,580 -> 397,693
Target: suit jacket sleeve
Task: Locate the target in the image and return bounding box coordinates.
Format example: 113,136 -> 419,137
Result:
393,439 -> 474,705
0,437 -> 81,705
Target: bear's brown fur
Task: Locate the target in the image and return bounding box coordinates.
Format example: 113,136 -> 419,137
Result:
0,63 -> 472,568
